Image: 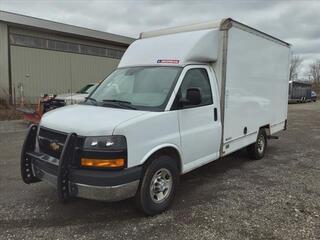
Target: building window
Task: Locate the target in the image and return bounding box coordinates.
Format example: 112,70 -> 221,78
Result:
87,45 -> 106,57
67,42 -> 79,53
47,39 -> 56,50
55,41 -> 68,52
10,33 -> 125,59
10,34 -> 47,49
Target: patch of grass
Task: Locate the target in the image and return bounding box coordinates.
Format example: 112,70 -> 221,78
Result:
0,99 -> 23,120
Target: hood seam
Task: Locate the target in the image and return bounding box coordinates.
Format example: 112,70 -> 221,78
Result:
112,112 -> 149,135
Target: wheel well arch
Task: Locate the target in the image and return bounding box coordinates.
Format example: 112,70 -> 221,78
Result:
260,124 -> 271,135
141,145 -> 182,174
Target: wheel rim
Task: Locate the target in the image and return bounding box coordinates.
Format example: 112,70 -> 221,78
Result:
149,168 -> 173,204
257,135 -> 265,154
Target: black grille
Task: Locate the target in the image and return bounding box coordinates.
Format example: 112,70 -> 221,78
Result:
38,127 -> 68,158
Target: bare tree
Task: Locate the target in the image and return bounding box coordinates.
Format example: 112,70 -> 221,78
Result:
289,55 -> 303,80
308,59 -> 320,84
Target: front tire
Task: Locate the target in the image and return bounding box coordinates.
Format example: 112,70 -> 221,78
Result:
247,129 -> 267,160
136,155 -> 179,216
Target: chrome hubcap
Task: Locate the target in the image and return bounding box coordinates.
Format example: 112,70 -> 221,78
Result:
150,168 -> 172,203
257,135 -> 265,154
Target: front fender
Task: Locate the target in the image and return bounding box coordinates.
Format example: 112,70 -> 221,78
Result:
140,143 -> 183,166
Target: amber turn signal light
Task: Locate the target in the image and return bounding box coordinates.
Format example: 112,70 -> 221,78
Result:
81,158 -> 125,168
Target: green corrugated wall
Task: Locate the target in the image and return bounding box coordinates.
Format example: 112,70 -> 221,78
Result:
10,45 -> 120,103
0,22 -> 9,100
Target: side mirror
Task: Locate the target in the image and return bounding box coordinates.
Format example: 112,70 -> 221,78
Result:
181,88 -> 202,106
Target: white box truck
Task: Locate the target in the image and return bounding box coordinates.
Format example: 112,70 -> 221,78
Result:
21,18 -> 290,215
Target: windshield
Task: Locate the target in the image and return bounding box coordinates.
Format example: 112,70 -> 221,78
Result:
87,66 -> 181,111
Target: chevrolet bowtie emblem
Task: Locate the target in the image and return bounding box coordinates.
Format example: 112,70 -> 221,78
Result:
50,142 -> 60,151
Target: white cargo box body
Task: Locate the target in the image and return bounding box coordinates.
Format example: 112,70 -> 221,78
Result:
119,18 -> 290,157
219,22 -> 290,156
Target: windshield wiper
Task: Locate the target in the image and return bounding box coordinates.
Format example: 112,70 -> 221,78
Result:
102,99 -> 137,110
84,97 -> 98,105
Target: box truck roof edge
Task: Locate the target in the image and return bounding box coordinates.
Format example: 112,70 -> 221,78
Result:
140,18 -> 290,47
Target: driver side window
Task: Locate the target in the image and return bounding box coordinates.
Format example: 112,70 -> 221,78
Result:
172,68 -> 213,110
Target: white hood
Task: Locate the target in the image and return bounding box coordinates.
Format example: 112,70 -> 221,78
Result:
64,93 -> 88,105
55,93 -> 74,100
40,104 -> 148,136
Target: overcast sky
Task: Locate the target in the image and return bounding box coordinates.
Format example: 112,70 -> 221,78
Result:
1,0 -> 319,78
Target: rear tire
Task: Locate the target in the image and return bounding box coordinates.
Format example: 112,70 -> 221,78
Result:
135,155 -> 179,216
247,129 -> 267,160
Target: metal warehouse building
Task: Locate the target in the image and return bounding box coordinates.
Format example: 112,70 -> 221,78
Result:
0,11 -> 134,104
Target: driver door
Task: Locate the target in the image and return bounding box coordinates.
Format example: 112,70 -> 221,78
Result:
171,65 -> 221,173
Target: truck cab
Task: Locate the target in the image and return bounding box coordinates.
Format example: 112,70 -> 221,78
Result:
21,19 -> 290,215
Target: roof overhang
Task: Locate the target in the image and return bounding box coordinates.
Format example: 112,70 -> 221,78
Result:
0,10 -> 135,46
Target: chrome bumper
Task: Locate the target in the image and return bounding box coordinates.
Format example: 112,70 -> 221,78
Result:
71,181 -> 139,202
33,164 -> 140,202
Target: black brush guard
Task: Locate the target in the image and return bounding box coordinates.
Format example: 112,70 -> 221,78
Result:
21,124 -> 77,202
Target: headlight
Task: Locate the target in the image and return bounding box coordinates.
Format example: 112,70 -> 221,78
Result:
83,135 -> 126,151
82,135 -> 127,168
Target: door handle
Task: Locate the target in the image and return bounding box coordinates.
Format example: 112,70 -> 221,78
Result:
214,108 -> 218,121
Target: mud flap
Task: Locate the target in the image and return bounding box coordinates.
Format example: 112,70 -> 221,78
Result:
21,124 -> 41,184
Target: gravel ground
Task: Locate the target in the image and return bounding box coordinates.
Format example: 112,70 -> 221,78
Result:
0,102 -> 319,240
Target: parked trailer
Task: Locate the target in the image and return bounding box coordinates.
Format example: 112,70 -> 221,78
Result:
21,18 -> 290,215
288,80 -> 313,103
